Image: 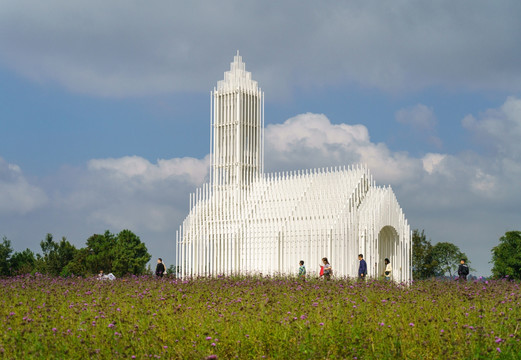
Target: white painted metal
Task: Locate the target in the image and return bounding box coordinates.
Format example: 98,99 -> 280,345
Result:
176,52 -> 411,281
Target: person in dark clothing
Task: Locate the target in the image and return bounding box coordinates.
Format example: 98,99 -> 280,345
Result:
155,258 -> 166,278
358,254 -> 367,280
458,259 -> 469,281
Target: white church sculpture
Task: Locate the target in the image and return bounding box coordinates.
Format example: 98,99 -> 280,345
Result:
176,52 -> 411,281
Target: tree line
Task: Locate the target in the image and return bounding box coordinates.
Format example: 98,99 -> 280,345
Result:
412,229 -> 521,280
412,229 -> 471,279
0,230 -> 151,278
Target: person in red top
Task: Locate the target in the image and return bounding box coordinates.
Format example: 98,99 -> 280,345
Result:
322,257 -> 332,280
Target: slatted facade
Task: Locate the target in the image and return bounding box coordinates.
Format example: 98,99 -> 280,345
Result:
176,53 -> 411,281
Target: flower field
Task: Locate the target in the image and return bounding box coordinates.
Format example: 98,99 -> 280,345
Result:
1,275 -> 520,359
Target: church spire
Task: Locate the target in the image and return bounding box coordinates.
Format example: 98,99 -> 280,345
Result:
217,51 -> 259,93
211,52 -> 264,186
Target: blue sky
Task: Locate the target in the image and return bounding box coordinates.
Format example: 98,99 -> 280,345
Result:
1,1 -> 521,276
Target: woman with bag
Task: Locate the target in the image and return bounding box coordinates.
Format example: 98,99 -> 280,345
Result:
322,257 -> 332,281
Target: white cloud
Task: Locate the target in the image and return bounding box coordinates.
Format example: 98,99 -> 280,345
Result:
264,113 -> 422,184
395,104 -> 442,148
59,155 -> 210,232
1,1 -> 520,97
462,96 -> 521,158
0,157 -> 48,214
396,104 -> 437,131
422,153 -> 445,174
88,155 -> 209,185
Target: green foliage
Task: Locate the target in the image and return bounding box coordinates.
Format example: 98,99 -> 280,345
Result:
431,242 -> 469,277
491,231 -> 521,280
411,229 -> 438,279
36,234 -> 78,276
412,230 -> 470,279
9,248 -> 36,275
0,236 -> 14,276
85,231 -> 117,274
63,247 -> 90,277
0,229 -> 151,277
112,229 -> 151,277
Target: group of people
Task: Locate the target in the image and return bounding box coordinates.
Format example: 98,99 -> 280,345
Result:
298,256 -> 470,281
97,258 -> 167,279
298,254 -> 393,281
101,256 -> 469,281
97,270 -> 116,280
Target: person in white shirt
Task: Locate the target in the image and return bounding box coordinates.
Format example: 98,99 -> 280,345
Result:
384,258 -> 392,281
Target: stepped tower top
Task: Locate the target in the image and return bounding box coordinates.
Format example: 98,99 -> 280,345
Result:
217,51 -> 259,93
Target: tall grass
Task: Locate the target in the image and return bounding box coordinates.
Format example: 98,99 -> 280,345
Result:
1,274 -> 519,359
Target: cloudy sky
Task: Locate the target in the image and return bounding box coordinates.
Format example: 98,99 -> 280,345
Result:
1,1 -> 520,276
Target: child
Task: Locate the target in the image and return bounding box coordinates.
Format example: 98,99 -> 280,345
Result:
298,260 -> 306,279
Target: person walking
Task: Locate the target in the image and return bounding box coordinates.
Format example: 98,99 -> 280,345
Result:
155,258 -> 166,278
458,259 -> 469,281
298,260 -> 306,280
322,257 -> 332,281
383,258 -> 392,281
358,254 -> 367,280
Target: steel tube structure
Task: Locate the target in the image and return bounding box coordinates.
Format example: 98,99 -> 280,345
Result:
176,52 -> 411,281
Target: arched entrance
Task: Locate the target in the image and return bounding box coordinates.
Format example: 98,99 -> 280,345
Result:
377,226 -> 399,279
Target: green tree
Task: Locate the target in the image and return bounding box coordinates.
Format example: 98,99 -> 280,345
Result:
0,236 -> 14,276
37,234 -> 78,276
431,242 -> 469,278
112,229 -> 151,277
491,231 -> 521,280
10,248 -> 36,275
57,238 -> 79,276
412,229 -> 438,280
64,247 -> 90,277
85,231 -> 117,274
36,233 -> 58,274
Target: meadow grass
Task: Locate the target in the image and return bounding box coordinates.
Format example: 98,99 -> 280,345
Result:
1,274 -> 520,359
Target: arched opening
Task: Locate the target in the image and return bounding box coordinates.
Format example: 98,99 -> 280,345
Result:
377,226 -> 399,279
